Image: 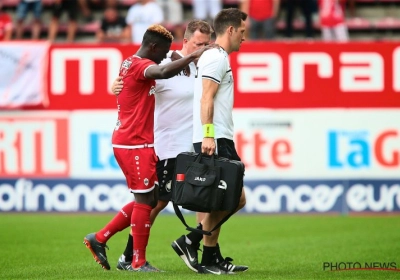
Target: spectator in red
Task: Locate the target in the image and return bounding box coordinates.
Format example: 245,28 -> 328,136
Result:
0,2 -> 12,41
240,0 -> 280,40
96,6 -> 130,42
319,0 -> 349,42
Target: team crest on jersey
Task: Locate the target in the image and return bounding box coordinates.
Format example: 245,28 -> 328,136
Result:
149,86 -> 156,96
121,60 -> 132,69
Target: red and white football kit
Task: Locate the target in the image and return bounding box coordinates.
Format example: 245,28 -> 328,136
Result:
318,0 -> 348,42
319,0 -> 345,27
112,55 -> 158,193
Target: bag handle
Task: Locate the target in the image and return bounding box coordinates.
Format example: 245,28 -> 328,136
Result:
196,153 -> 216,167
172,202 -> 235,236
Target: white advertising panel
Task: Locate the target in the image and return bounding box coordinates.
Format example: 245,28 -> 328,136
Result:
69,110 -> 124,179
1,109 -> 399,180
0,42 -> 49,108
234,109 -> 400,179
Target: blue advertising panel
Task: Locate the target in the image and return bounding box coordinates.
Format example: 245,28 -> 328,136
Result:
1,179 -> 399,213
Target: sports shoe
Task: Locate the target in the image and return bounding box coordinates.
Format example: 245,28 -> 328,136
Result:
116,254 -> 131,271
217,257 -> 249,273
198,263 -> 235,275
124,261 -> 163,272
171,235 -> 200,272
83,233 -> 110,270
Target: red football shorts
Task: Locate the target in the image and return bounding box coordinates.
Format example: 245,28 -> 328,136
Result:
113,147 -> 158,193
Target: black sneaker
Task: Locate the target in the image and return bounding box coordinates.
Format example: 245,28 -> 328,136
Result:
198,263 -> 235,275
124,261 -> 163,272
116,254 -> 131,271
83,233 -> 110,270
171,235 -> 200,272
217,257 -> 249,273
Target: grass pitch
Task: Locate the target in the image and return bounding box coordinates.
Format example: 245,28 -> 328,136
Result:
0,213 -> 399,280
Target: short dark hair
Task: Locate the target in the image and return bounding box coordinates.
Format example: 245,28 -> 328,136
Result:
184,20 -> 213,39
213,8 -> 247,36
142,24 -> 174,45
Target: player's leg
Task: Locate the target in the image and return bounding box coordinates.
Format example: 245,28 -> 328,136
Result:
125,147 -> 161,272
198,138 -> 248,274
116,199 -> 168,270
83,147 -> 137,270
172,140 -> 248,273
83,201 -> 134,270
117,158 -> 173,270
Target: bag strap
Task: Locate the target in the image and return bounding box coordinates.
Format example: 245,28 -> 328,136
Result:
172,202 -> 236,236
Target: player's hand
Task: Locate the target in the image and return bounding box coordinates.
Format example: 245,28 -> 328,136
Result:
111,76 -> 123,95
201,137 -> 216,156
190,43 -> 219,60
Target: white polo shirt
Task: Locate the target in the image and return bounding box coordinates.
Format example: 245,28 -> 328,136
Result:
154,51 -> 196,160
192,47 -> 234,143
126,1 -> 164,44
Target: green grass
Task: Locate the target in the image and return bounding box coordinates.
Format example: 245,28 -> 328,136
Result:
0,213 -> 399,279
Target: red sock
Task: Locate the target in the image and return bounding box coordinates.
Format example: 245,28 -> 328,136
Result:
95,201 -> 135,243
131,203 -> 152,268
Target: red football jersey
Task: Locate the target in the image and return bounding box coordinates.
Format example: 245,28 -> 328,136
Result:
0,13 -> 12,41
319,0 -> 346,27
249,0 -> 273,21
112,55 -> 156,146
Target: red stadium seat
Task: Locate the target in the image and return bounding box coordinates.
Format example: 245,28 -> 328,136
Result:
346,17 -> 373,30
374,17 -> 400,29
2,0 -> 19,7
79,21 -> 101,33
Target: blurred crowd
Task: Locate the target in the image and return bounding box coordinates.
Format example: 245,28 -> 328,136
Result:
0,0 -> 358,43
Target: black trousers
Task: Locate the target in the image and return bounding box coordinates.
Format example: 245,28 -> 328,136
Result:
285,0 -> 315,38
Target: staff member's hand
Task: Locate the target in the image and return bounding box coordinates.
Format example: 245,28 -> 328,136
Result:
190,43 -> 219,60
202,137 -> 216,156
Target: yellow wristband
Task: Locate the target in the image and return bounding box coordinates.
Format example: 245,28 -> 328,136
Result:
203,124 -> 215,138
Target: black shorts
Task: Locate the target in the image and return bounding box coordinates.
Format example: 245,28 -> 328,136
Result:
156,158 -> 176,201
52,0 -> 79,20
193,138 -> 241,161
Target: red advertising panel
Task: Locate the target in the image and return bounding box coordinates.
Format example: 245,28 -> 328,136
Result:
0,113 -> 69,178
37,42 -> 400,109
231,42 -> 400,108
